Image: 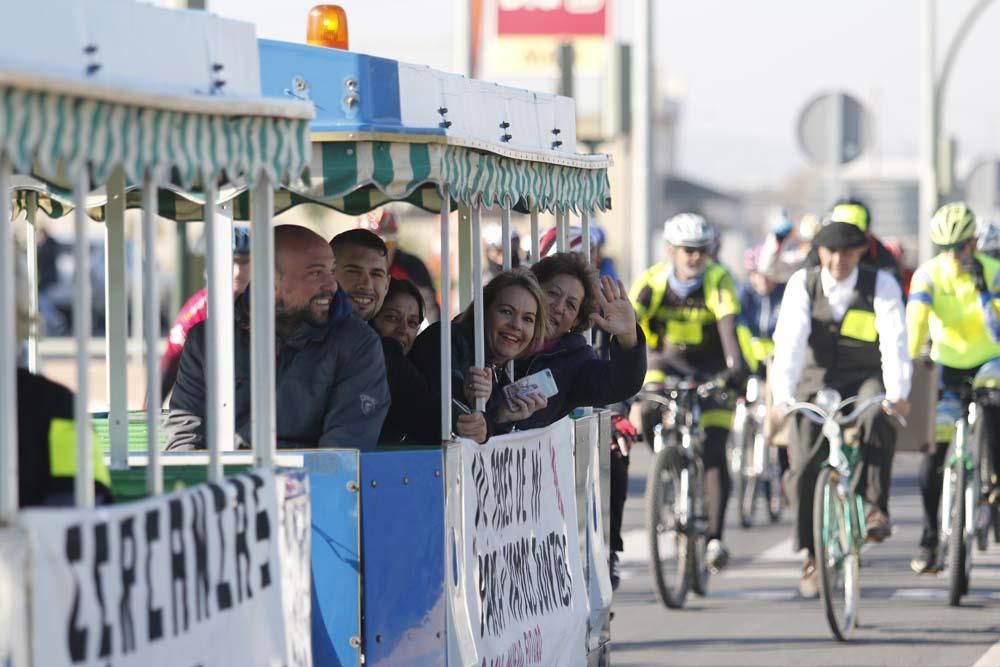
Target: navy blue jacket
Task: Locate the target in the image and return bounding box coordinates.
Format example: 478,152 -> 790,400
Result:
512,325 -> 647,430
409,318 -> 515,440
737,281 -> 785,340
166,288 -> 389,451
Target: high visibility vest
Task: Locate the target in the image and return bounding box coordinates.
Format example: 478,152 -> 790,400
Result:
908,252 -> 1000,369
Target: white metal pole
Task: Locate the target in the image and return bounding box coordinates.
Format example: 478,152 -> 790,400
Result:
556,209 -> 568,252
529,206 -> 540,264
0,157 -> 18,523
581,210 -> 592,264
457,203 -> 473,311
501,205 -> 512,270
105,166 -> 129,470
439,186 -> 453,440
204,176 -> 234,483
471,204 -> 485,412
73,173 -> 94,508
453,0 -> 471,77
919,0 -> 938,264
142,172 -> 163,495
250,175 -> 276,468
25,192 -> 39,373
631,0 -> 654,283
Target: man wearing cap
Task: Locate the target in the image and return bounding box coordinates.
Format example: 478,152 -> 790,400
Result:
805,199 -> 903,289
770,218 -> 911,597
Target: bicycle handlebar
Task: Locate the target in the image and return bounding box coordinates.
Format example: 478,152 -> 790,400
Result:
784,393 -> 906,428
637,378 -> 724,407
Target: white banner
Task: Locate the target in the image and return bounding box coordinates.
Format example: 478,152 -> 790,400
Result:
448,419 -> 587,667
0,529 -> 29,667
20,469 -> 311,667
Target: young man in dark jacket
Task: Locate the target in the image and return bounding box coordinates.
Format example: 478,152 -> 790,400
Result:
165,225 -> 389,451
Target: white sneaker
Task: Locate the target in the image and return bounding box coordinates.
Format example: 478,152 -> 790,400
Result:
706,539 -> 730,572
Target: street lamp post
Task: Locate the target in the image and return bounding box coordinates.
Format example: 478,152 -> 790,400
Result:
919,0 -> 995,262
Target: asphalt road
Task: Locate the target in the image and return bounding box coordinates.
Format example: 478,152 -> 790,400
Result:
609,446 -> 1000,667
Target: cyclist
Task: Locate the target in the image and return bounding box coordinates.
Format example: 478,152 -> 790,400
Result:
976,216 -> 1000,262
804,199 -> 903,288
769,218 -> 911,597
158,226 -> 251,403
906,202 -> 1000,573
737,245 -> 785,375
631,212 -> 748,571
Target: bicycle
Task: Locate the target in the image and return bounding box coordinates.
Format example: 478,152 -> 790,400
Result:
784,389 -> 903,641
639,378 -> 725,609
938,376 -> 999,606
732,375 -> 783,528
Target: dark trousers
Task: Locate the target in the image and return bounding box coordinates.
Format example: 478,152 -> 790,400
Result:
786,377 -> 896,555
610,447 -> 629,552
918,364 -> 1000,548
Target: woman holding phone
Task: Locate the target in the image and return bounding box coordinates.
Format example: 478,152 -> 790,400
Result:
409,268 -> 550,443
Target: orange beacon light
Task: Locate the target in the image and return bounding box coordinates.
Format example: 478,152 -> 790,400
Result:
306,5 -> 349,50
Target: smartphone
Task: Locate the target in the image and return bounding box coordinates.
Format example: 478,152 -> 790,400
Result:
503,368 -> 558,410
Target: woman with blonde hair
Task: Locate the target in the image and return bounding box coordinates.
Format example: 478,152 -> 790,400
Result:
409,268 -> 549,443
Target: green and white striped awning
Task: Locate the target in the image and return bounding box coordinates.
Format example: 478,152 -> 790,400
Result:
13,137 -> 609,221
1,73 -> 312,201
274,140 -> 610,216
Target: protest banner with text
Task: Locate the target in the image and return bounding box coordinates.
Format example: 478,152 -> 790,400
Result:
20,468 -> 311,667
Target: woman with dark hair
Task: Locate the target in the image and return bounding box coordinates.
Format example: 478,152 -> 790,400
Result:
370,278 -> 438,443
513,251 -> 646,430
409,268 -> 549,443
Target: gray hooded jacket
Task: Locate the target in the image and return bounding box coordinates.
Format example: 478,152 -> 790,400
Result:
165,288 -> 389,451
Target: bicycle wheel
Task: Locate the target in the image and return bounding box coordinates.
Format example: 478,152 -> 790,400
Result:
739,419 -> 760,528
689,460 -> 710,596
646,445 -> 689,609
813,467 -> 860,641
947,462 -> 969,606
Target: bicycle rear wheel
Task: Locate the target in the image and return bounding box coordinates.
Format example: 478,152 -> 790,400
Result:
739,421 -> 761,529
646,446 -> 689,609
947,462 -> 969,606
813,467 -> 860,641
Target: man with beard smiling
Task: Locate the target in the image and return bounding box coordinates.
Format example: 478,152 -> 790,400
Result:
165,225 -> 389,451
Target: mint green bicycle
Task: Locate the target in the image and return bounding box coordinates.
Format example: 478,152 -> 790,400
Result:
786,389 -> 903,641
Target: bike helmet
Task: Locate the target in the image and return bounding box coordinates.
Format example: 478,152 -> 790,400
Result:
662,213 -> 713,247
539,226 -> 596,257
976,217 -> 1000,253
973,358 -> 1000,406
829,199 -> 872,233
358,209 -> 399,241
232,226 -> 251,255
930,202 -> 977,246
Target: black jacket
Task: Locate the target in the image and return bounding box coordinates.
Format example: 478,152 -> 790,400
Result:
18,368 -> 111,506
512,326 -> 647,430
165,288 -> 389,451
377,336 -> 439,444
408,318 -> 514,440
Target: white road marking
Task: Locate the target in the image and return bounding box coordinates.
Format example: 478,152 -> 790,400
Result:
973,640 -> 1000,667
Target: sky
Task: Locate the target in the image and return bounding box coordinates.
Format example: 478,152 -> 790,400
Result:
207,0 -> 1000,192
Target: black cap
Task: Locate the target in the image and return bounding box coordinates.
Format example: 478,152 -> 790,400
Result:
813,221 -> 868,250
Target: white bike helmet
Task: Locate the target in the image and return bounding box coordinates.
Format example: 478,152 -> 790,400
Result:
976,217 -> 1000,253
663,213 -> 713,247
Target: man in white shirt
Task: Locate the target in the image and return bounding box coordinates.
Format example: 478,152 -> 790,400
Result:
770,219 -> 911,597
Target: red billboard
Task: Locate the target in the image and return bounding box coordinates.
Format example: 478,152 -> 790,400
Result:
497,0 -> 607,37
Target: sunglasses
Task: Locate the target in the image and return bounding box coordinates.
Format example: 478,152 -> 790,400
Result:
676,245 -> 708,255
